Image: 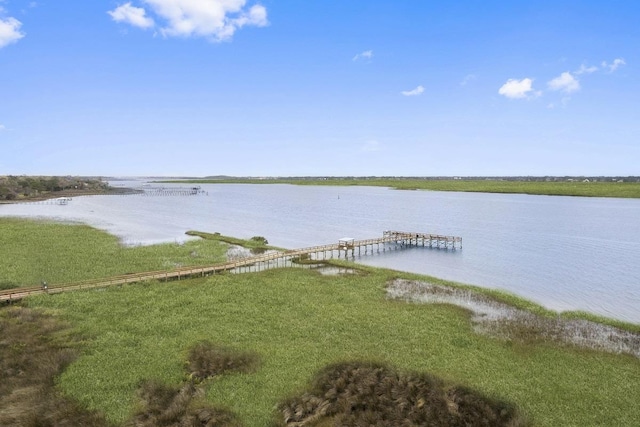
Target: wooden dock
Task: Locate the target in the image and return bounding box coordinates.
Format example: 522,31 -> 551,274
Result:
0,231 -> 461,303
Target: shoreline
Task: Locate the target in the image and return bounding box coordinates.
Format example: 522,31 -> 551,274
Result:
1,216 -> 638,331
0,187 -> 138,204
157,177 -> 640,199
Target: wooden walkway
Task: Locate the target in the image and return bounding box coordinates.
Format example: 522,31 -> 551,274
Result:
0,231 -> 461,303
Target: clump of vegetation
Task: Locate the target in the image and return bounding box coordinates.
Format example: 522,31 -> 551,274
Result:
0,306 -> 109,426
186,231 -> 275,250
0,307 -> 256,426
124,341 -> 258,426
125,381 -> 240,427
186,230 -> 279,255
276,361 -> 526,426
187,341 -> 261,382
249,236 -> 269,245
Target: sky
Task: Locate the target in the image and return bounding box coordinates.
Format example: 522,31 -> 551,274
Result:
1,1 -> 639,177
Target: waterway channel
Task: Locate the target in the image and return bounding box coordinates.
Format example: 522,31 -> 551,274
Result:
1,180 -> 639,324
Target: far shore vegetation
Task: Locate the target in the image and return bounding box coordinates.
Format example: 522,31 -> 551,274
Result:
0,175 -> 127,202
1,218 -> 639,426
161,176 -> 640,198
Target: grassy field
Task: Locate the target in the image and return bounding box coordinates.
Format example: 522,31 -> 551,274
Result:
0,218 -> 228,289
22,269 -> 640,426
2,219 -> 639,426
165,178 -> 640,198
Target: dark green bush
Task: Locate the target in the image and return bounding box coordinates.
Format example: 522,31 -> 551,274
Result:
186,341 -> 260,382
277,361 -> 527,427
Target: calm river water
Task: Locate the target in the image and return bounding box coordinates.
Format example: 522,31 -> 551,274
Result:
2,181 -> 639,324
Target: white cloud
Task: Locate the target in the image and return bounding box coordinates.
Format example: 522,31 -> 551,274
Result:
498,78 -> 538,99
0,16 -> 24,48
575,64 -> 598,75
548,72 -> 580,93
108,3 -> 155,29
112,0 -> 269,42
401,85 -> 424,96
0,124 -> 6,131
353,50 -> 373,61
602,58 -> 626,72
460,74 -> 476,86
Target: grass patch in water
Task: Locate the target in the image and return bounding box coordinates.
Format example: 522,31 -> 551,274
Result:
186,230 -> 284,254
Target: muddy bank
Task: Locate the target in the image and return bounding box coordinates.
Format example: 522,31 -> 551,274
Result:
387,279 -> 640,358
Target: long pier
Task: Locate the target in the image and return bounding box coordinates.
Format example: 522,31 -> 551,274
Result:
0,231 -> 461,303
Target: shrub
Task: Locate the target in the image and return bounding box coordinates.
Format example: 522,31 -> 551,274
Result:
124,380 -> 240,427
277,361 -> 527,427
249,236 -> 269,245
186,341 -> 260,382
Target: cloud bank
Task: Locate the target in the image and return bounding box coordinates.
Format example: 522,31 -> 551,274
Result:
108,0 -> 268,42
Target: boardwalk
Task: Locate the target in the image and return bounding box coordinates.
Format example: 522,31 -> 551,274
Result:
1,231 -> 461,303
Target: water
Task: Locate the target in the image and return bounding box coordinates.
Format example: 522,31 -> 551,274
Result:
1,181 -> 639,324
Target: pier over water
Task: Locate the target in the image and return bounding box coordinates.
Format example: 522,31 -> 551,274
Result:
0,231 -> 461,302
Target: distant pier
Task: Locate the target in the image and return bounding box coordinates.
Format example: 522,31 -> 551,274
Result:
0,230 -> 461,302
136,186 -> 208,196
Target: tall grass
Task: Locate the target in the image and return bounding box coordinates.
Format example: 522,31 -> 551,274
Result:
25,268 -> 640,426
0,218 -> 228,288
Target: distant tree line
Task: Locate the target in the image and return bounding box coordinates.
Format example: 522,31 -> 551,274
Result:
0,176 -> 109,201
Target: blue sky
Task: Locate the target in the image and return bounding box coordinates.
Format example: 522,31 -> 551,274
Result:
1,1 -> 638,177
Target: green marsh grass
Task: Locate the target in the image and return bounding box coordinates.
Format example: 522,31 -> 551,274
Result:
25,268 -> 640,426
4,219 -> 639,425
0,218 -> 228,289
0,306 -> 109,426
186,230 -> 282,252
